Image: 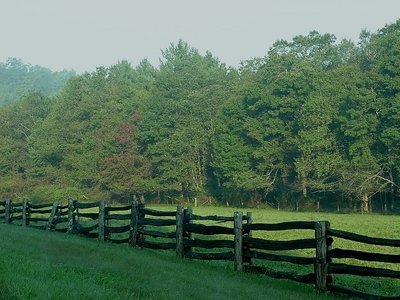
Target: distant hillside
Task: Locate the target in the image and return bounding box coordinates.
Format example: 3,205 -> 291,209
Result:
0,57 -> 75,106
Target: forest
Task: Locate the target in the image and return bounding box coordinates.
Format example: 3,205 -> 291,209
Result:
0,20 -> 399,213
0,58 -> 74,106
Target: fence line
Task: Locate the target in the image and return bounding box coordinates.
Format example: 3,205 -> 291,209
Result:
1,198 -> 399,299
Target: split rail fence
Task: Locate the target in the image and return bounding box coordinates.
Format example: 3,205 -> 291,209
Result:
1,199 -> 399,299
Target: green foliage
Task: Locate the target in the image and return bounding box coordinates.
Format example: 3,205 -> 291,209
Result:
1,21 -> 400,212
29,185 -> 82,203
27,61 -> 154,200
139,40 -> 232,198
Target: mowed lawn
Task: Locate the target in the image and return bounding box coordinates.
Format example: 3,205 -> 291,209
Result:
0,222 -> 343,300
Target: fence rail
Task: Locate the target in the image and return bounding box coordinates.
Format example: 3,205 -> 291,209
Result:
1,198 -> 399,299
327,228 -> 400,247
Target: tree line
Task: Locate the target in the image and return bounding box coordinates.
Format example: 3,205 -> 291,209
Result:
0,20 -> 399,213
0,58 -> 74,106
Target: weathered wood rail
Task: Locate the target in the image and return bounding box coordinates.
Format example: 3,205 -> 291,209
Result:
326,228 -> 400,299
1,198 -> 399,299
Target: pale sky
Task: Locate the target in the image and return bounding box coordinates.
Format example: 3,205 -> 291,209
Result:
0,0 -> 399,73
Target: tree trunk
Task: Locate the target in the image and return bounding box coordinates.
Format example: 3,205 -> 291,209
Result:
384,194 -> 388,215
361,193 -> 369,213
302,177 -> 307,198
390,171 -> 395,211
303,185 -> 307,198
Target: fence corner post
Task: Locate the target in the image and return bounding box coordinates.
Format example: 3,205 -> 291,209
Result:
47,202 -> 58,231
176,205 -> 184,257
315,221 -> 328,291
129,201 -> 139,247
5,199 -> 12,224
67,198 -> 75,233
98,200 -> 105,242
234,211 -> 243,272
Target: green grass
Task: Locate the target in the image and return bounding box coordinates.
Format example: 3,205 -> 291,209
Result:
61,204 -> 400,298
3,204 -> 399,299
162,205 -> 400,297
0,223 -> 343,300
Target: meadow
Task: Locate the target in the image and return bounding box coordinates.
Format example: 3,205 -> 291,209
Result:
1,204 -> 399,299
184,205 -> 400,297
145,205 -> 400,297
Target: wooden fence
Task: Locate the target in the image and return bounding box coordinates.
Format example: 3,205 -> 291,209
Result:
1,199 -> 399,299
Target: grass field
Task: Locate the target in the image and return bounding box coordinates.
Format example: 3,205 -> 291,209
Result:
178,205 -> 400,297
0,222 -> 344,300
1,204 -> 399,299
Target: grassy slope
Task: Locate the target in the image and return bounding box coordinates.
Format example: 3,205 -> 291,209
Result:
0,223 -> 343,300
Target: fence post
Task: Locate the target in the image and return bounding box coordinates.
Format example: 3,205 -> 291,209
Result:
138,202 -> 145,246
326,222 -> 332,285
5,199 -> 12,224
234,211 -> 243,271
22,199 -> 29,227
98,200 -> 105,242
129,201 -> 138,247
246,211 -> 253,265
67,198 -> 75,233
47,202 -> 58,231
184,207 -> 193,254
315,221 -> 328,290
105,201 -> 111,240
176,205 -> 184,257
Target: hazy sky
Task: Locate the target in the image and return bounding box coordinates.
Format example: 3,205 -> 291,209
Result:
1,0 -> 399,73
